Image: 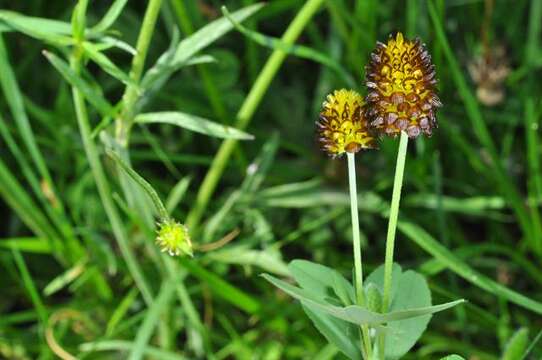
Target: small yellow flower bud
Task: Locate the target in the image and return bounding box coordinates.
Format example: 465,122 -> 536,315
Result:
156,219 -> 193,257
317,89 -> 376,157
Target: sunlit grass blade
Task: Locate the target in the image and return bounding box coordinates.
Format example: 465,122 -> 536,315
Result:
91,0 -> 128,33
0,237 -> 51,254
0,10 -> 72,45
135,112 -> 255,140
43,260 -> 86,296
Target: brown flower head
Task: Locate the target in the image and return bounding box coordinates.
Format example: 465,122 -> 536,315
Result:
317,89 -> 376,157
365,32 -> 442,138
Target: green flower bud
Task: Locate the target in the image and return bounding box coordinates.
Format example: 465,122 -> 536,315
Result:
156,219 -> 193,257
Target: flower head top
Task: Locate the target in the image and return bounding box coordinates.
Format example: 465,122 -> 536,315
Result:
365,32 -> 441,138
317,89 -> 376,157
156,219 -> 193,257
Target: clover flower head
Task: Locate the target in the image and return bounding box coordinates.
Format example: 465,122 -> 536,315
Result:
156,219 -> 193,257
316,89 -> 376,157
365,32 -> 442,138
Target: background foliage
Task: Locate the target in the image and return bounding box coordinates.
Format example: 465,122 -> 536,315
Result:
0,0 -> 541,359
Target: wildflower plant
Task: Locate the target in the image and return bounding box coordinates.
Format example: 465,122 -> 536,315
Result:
263,32 -> 464,359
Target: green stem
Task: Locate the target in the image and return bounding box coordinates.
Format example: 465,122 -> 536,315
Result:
380,131 -> 409,358
117,0 -> 163,145
70,47 -> 154,306
186,0 -> 325,230
347,153 -> 364,305
347,153 -> 373,359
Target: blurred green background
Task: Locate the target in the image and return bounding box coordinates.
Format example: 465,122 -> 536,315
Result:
0,0 -> 541,359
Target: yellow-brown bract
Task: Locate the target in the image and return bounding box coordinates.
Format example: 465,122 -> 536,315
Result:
365,32 -> 442,138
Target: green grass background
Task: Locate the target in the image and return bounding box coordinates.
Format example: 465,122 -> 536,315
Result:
0,0 -> 541,358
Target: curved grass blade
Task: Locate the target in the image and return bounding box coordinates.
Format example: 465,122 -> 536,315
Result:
222,6 -> 355,87
91,0 -> 128,33
0,10 -> 72,45
397,221 -> 542,315
135,112 -> 254,140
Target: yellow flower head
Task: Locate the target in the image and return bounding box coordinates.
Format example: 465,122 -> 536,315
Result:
317,89 -> 376,157
365,32 -> 442,138
156,219 -> 193,257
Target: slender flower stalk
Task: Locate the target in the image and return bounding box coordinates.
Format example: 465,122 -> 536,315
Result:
378,131 -> 409,359
347,153 -> 373,359
317,88 -> 375,357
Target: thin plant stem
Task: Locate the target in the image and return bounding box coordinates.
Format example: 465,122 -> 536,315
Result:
347,153 -> 365,304
346,153 -> 372,359
379,131 -> 409,359
69,2 -> 154,304
186,0 -> 325,231
117,0 -> 163,146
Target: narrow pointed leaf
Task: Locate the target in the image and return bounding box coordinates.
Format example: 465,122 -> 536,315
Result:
135,112 -> 254,140
43,51 -> 114,116
91,0 -> 128,33
82,42 -> 134,86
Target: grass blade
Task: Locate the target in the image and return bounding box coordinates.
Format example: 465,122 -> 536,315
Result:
179,257 -> 261,314
0,237 -> 51,254
43,50 -> 114,117
91,0 -> 129,33
141,3 -> 264,90
397,220 -> 542,315
80,340 -> 186,360
82,42 -> 134,86
135,112 -> 254,140
0,10 -> 72,45
222,6 -> 354,87
129,279 -> 176,360
427,1 -> 535,251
